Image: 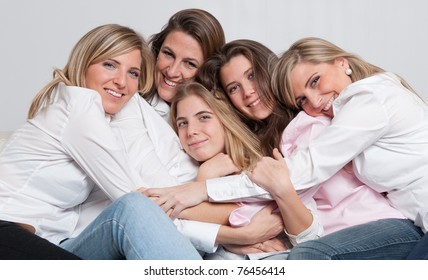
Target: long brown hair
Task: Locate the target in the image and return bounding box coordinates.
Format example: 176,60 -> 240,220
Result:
143,8 -> 225,103
196,39 -> 298,156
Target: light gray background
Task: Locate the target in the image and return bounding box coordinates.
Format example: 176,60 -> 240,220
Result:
1,0 -> 427,131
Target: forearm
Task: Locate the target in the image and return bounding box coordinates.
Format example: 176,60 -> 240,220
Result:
273,190 -> 313,236
216,225 -> 253,245
178,202 -> 239,225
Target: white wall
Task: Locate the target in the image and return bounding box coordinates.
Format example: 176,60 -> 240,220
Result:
1,0 -> 427,131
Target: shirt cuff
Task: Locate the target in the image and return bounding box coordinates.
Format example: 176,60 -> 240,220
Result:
284,213 -> 324,246
173,219 -> 220,253
206,173 -> 273,202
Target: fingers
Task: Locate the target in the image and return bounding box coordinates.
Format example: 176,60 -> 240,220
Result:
272,148 -> 283,161
135,187 -> 147,193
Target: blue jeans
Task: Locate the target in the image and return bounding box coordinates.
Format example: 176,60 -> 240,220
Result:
407,232 -> 428,260
287,219 -> 423,260
60,192 -> 201,260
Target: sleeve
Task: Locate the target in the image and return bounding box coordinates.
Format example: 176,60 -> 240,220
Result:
207,173 -> 273,202
173,219 -> 220,253
284,198 -> 324,246
61,94 -> 141,201
286,89 -> 389,190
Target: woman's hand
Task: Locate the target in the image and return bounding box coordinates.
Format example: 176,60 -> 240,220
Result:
239,202 -> 284,244
246,148 -> 293,198
197,153 -> 240,181
216,202 -> 284,246
137,181 -> 208,219
223,237 -> 288,255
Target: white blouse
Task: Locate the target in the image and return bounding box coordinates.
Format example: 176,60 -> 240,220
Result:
207,73 -> 428,232
72,94 -> 222,253
0,83 -> 142,244
110,94 -> 221,253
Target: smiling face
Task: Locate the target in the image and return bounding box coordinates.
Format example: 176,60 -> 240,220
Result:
155,31 -> 204,103
219,55 -> 272,121
85,49 -> 141,115
175,94 -> 225,162
290,59 -> 352,118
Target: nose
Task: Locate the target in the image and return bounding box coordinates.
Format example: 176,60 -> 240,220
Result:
186,121 -> 199,137
305,92 -> 322,109
166,60 -> 181,77
113,70 -> 127,89
242,81 -> 255,98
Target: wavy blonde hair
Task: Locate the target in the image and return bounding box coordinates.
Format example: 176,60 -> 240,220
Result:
271,37 -> 416,110
170,82 -> 262,171
28,24 -> 154,118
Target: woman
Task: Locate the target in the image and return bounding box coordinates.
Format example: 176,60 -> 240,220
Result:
170,81 -> 317,258
97,9 -> 283,256
144,8 -> 226,122
263,37 -> 426,259
145,39 -> 421,259
0,24 -> 200,260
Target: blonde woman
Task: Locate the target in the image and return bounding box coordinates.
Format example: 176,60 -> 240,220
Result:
169,81 -> 319,258
0,24 -> 200,260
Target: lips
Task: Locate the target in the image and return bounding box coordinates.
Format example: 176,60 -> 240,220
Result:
247,98 -> 261,108
188,139 -> 207,148
164,77 -> 178,87
106,89 -> 123,98
323,94 -> 337,112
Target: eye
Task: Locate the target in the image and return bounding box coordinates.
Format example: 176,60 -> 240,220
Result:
310,76 -> 320,88
177,120 -> 187,128
103,61 -> 115,69
227,84 -> 239,96
296,96 -> 307,109
199,114 -> 211,121
185,60 -> 198,69
161,49 -> 174,58
128,70 -> 140,78
248,71 -> 254,81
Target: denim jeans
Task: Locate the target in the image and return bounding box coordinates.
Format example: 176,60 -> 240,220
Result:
287,219 -> 423,260
60,192 -> 201,260
407,232 -> 428,260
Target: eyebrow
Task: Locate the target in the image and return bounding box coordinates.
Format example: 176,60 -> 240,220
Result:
305,72 -> 318,88
224,67 -> 253,89
176,110 -> 214,123
109,58 -> 141,72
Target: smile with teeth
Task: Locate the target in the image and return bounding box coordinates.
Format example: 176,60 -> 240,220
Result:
323,94 -> 337,111
106,89 -> 123,98
248,98 -> 261,108
164,78 -> 177,87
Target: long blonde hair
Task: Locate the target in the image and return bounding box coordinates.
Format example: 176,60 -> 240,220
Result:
271,37 -> 417,110
170,82 -> 262,170
28,24 -> 154,118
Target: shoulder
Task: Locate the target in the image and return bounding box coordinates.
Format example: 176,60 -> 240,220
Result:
281,112 -> 330,156
54,83 -> 104,114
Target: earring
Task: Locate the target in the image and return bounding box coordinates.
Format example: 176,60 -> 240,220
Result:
345,68 -> 352,76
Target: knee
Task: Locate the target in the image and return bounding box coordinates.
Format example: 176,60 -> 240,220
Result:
114,192 -> 163,216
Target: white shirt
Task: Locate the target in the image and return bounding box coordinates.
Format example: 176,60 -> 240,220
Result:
0,84 -> 142,244
86,94 -> 221,253
208,73 -> 428,232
